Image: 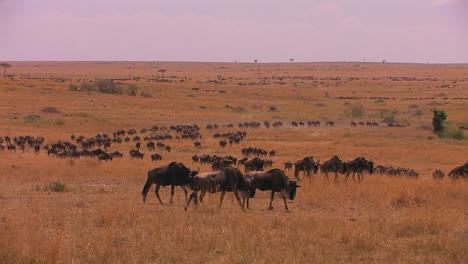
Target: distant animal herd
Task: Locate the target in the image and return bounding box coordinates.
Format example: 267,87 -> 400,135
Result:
1,121 -> 467,210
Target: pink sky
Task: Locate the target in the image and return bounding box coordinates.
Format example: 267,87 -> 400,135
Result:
0,0 -> 467,63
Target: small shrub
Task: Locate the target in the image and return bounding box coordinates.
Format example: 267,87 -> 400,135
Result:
41,106 -> 61,114
374,99 -> 386,105
96,79 -> 122,94
54,120 -> 65,125
79,82 -> 95,92
46,181 -> 66,192
141,91 -> 152,98
412,109 -> 424,117
438,127 -> 465,140
68,84 -> 77,91
346,104 -> 364,118
432,109 -> 447,133
268,106 -> 278,111
127,84 -> 138,96
24,114 -> 42,122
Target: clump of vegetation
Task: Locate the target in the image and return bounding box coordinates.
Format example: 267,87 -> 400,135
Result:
346,104 -> 364,118
432,110 -> 447,133
96,79 -> 122,94
45,181 -> 66,192
268,106 -> 278,111
41,106 -> 61,114
79,82 -> 95,92
141,91 -> 152,98
127,84 -> 139,96
438,128 -> 465,140
24,115 -> 42,122
374,99 -> 386,105
68,84 -> 78,91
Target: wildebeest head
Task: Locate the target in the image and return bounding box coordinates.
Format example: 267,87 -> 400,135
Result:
285,180 -> 300,200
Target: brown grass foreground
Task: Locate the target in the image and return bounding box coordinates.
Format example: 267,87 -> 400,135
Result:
0,62 -> 467,264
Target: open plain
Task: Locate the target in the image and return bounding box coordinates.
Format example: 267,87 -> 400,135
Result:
0,61 -> 467,264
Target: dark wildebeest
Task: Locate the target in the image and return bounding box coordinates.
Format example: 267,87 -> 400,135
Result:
294,156 -> 320,180
194,141 -> 201,149
130,149 -> 144,159
151,153 -> 162,161
97,152 -> 113,162
244,157 -> 264,172
346,157 -> 374,183
247,169 -> 300,211
320,155 -> 347,183
141,162 -> 196,204
448,162 -> 468,179
110,151 -> 123,158
184,167 -> 253,211
7,144 -> 16,152
284,161 -> 293,171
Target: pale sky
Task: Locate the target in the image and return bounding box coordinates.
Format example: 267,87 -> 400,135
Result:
0,0 -> 467,63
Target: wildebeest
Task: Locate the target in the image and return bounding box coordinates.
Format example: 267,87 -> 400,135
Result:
184,167 -> 252,211
194,140 -> 201,149
346,157 -> 374,183
97,152 -> 113,162
320,155 -> 347,183
294,156 -> 320,180
244,157 -> 264,172
284,161 -> 293,171
142,162 -> 196,204
130,149 -> 144,159
247,169 -> 300,211
7,144 -> 16,152
151,153 -> 162,161
448,162 -> 468,179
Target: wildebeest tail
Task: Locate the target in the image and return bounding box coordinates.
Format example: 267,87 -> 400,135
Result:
141,173 -> 153,202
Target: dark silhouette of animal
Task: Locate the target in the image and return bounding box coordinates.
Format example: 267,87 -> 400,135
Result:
130,149 -> 144,159
284,161 -> 293,171
244,157 -> 264,172
110,151 -> 123,158
448,162 -> 468,179
346,157 -> 374,183
294,156 -> 320,180
320,156 -> 347,183
247,169 -> 300,211
142,162 -> 196,204
185,167 -> 252,211
194,141 -> 201,149
151,153 -> 162,161
7,144 -> 16,152
97,152 -> 113,162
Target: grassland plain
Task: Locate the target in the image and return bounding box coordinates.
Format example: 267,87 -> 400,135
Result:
0,62 -> 467,264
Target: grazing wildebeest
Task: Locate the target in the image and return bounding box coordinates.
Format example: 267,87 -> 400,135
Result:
142,162 -> 196,204
146,141 -> 155,151
194,140 -> 201,149
151,153 -> 162,161
448,162 -> 468,179
247,169 -> 300,211
219,140 -> 227,148
130,149 -> 144,159
184,167 -> 252,211
97,152 -> 113,162
7,144 -> 16,152
346,157 -> 374,183
244,157 -> 264,172
110,151 -> 123,158
432,169 -> 445,179
320,156 -> 347,183
294,156 -> 320,180
284,161 -> 293,171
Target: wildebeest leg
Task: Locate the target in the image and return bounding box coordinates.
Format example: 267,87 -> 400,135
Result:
232,190 -> 244,209
170,185 -> 175,204
154,184 -> 163,204
268,191 -> 275,210
199,190 -> 207,206
180,186 -> 188,203
358,173 -> 363,183
184,191 -> 197,211
334,172 -> 339,184
283,196 -> 289,211
219,191 -> 226,209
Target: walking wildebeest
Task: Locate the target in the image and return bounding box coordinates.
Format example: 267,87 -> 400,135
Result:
151,153 -> 162,161
284,161 -> 293,171
294,156 -> 320,180
141,162 -> 196,204
448,162 -> 468,179
346,157 -> 374,183
320,156 -> 347,183
432,169 -> 445,179
247,169 -> 300,211
184,167 -> 253,211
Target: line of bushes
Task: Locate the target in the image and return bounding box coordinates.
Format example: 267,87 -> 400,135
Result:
68,80 -> 151,97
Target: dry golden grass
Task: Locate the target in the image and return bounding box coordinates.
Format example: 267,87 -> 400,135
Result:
0,62 -> 467,264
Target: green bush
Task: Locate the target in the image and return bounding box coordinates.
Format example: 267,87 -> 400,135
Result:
96,79 -> 122,94
438,128 -> 465,140
432,109 -> 447,133
347,104 -> 364,118
68,84 -> 78,91
46,181 -> 66,192
127,84 -> 138,96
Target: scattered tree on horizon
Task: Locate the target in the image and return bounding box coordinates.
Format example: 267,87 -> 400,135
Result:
254,59 -> 258,63
0,63 -> 11,78
289,58 -> 294,62
158,69 -> 167,78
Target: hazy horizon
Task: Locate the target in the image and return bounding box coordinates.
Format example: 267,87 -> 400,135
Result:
1,0 -> 467,63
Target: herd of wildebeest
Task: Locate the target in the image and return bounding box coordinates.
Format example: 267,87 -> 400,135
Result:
1,121 -> 467,211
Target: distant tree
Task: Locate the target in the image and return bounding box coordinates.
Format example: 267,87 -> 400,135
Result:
158,69 -> 167,78
289,58 -> 294,62
382,60 -> 386,63
432,110 -> 447,133
254,59 -> 258,63
0,63 -> 11,78
363,58 -> 366,62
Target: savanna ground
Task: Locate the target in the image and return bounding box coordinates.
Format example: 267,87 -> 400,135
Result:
0,61 -> 467,264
